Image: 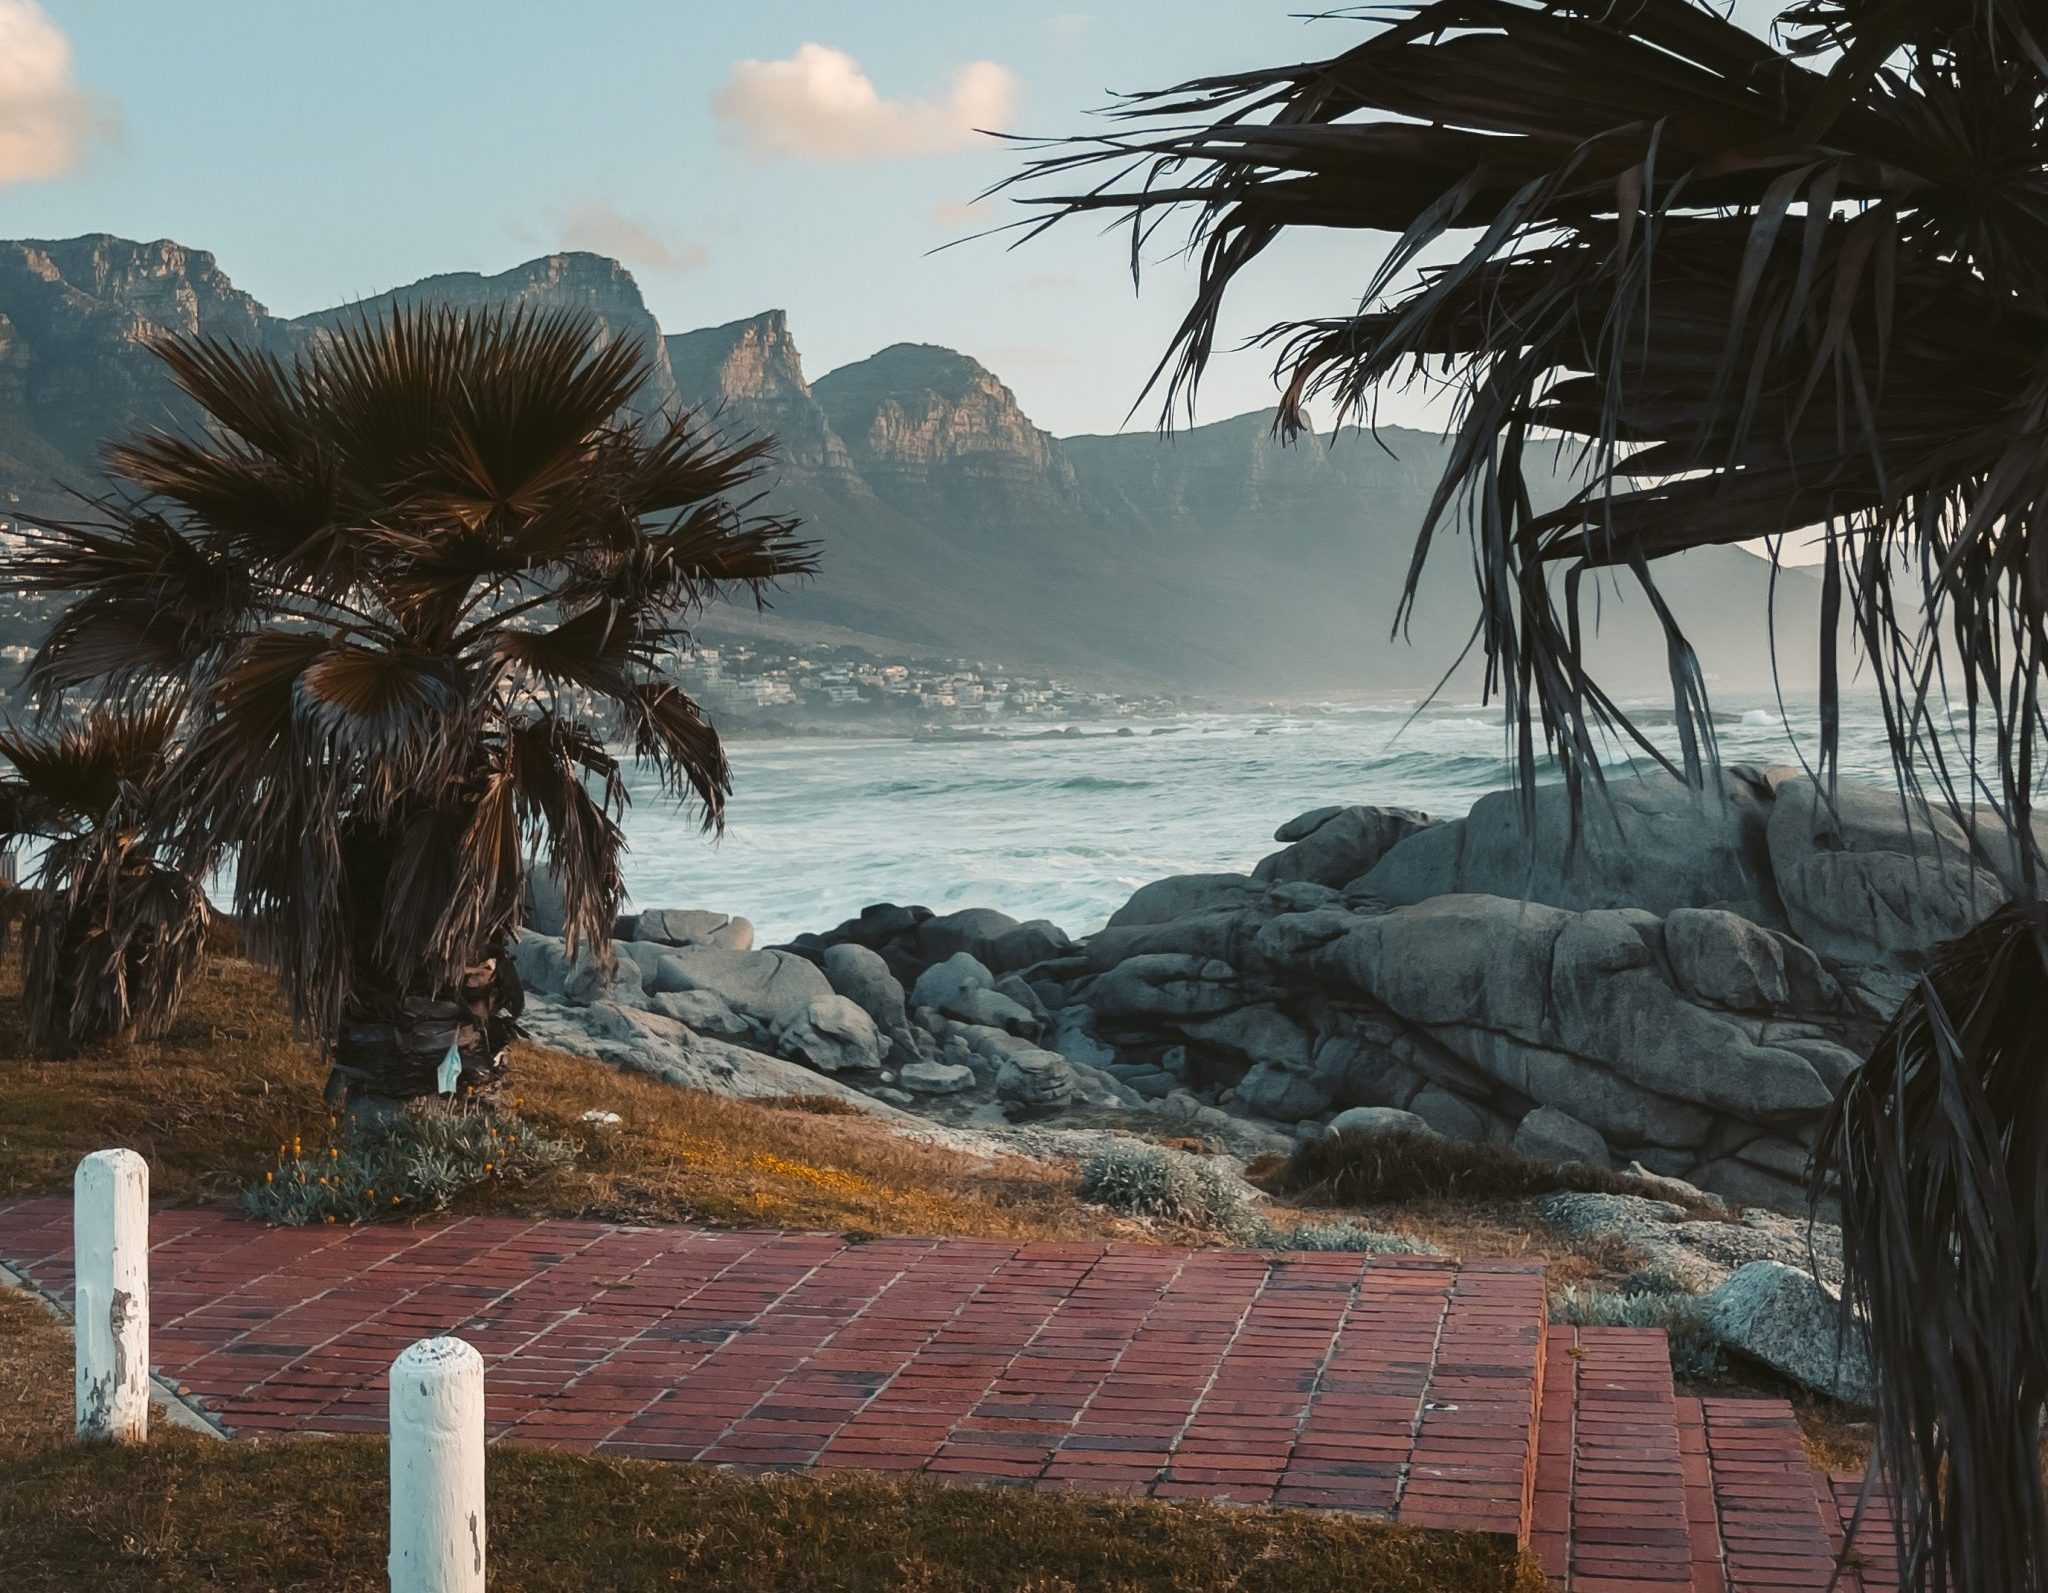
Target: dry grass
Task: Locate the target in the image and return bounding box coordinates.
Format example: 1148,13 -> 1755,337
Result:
1263,1129 -> 1731,1218
0,1291 -> 1544,1593
0,954 -> 1172,1244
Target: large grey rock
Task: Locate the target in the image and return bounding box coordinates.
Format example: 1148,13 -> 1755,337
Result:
822,943 -> 910,1030
918,907 -> 1021,965
512,931 -> 648,1008
994,1045 -> 1077,1112
523,996 -> 880,1107
522,867 -> 568,936
1767,775 -> 2004,968
1179,1004 -> 1313,1069
648,988 -> 758,1043
1328,1105 -> 1438,1139
1235,1056 -> 1335,1121
1180,1004 -> 1330,1122
1085,954 -> 1243,1020
1360,768 -> 1780,921
634,908 -> 754,951
1410,1085 -> 1497,1142
1513,1106 -> 1610,1166
773,994 -> 887,1073
1312,1034 -> 1425,1110
1105,873 -> 1261,930
984,919 -> 1075,973
1704,1260 -> 1874,1404
909,951 -> 995,1015
1254,805 -> 1432,888
1663,907 -> 1841,1015
959,987 -> 1040,1036
899,1058 -> 976,1095
649,946 -> 834,1029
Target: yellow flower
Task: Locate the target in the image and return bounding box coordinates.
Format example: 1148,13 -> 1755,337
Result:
330,1147 -> 340,1160
263,1171 -> 273,1184
483,1162 -> 494,1174
325,1215 -> 336,1224
391,1195 -> 401,1206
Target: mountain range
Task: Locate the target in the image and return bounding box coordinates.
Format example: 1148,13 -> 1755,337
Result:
0,234 -> 1821,697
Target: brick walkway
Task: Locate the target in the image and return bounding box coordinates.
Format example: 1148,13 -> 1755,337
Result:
0,1197 -> 1894,1590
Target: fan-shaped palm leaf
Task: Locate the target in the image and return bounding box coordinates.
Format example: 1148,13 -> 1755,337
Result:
5,303 -> 814,1101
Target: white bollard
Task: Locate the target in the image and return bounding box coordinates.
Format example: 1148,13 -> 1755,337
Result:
73,1147 -> 149,1442
389,1336 -> 486,1593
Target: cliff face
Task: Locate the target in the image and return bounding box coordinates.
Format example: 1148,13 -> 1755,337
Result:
0,236 -> 281,493
294,252 -> 682,418
667,310 -> 853,475
813,343 -> 1079,514
0,233 -> 1820,692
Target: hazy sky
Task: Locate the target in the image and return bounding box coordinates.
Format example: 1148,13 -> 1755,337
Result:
0,0 -> 1444,438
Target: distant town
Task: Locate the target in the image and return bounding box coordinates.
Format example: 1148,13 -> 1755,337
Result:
668,641 -> 1187,734
0,521 -> 1185,732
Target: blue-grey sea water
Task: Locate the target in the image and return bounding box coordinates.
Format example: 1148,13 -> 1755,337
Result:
616,698 -> 1922,944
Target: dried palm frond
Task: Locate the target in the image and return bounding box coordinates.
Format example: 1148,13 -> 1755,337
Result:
0,704 -> 210,1053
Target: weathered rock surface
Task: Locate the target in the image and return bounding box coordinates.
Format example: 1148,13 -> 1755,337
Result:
1328,1106 -> 1437,1139
1254,805 -> 1431,888
1514,1107 -> 1610,1167
1703,1260 -> 1874,1404
774,995 -> 887,1073
633,909 -> 754,951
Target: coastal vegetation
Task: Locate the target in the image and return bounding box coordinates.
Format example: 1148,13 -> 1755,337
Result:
0,704 -> 209,1054
1018,1 -> 2048,1582
3,305 -> 813,1109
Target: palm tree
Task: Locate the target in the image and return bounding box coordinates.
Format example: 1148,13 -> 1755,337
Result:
0,702 -> 211,1054
1012,3 -> 2048,1586
8,305 -> 814,1107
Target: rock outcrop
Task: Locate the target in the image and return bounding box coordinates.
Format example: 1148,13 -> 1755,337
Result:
508,767 -> 2019,1213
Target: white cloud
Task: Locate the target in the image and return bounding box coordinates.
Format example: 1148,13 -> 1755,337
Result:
1046,13 -> 1092,43
559,199 -> 709,274
714,43 -> 1018,162
0,1 -> 107,188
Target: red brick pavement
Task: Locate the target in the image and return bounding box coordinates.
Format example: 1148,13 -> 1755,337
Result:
0,1198 -> 1545,1533
0,1197 -> 1904,1588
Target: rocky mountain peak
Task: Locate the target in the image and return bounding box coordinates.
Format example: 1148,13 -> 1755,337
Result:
668,309 -> 811,407
294,252 -> 679,415
812,342 -> 1072,497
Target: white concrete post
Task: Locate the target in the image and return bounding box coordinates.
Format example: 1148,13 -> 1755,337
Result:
389,1336 -> 486,1593
73,1147 -> 149,1442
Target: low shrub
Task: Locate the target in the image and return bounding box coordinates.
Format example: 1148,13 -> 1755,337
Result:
760,1093 -> 867,1116
242,1105 -> 576,1226
1077,1141 -> 1437,1253
1077,1139 -> 1252,1229
1269,1220 -> 1440,1256
1551,1282 -> 1728,1383
1261,1130 -> 1727,1216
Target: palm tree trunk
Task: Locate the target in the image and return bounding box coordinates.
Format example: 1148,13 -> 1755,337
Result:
324,953 -> 523,1112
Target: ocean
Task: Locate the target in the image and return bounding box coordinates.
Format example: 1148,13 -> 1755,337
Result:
614,697 -> 1922,945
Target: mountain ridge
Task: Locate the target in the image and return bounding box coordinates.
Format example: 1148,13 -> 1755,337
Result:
0,234 -> 1819,695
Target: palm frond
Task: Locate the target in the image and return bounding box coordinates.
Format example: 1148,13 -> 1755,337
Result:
1005,0 -> 2048,842
4,301 -> 813,1046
